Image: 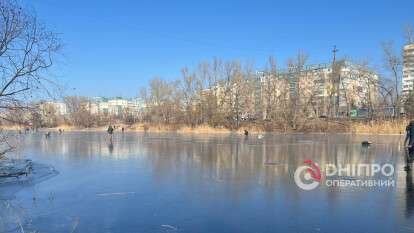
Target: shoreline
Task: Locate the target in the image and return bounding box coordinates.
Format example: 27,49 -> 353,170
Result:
1,124 -> 406,136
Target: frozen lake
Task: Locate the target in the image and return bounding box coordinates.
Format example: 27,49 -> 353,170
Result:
0,132 -> 413,233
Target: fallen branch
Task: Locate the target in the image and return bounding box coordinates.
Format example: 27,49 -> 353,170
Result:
0,147 -> 14,160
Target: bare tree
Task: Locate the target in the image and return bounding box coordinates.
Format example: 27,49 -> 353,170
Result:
404,24 -> 414,44
0,0 -> 61,156
180,67 -> 200,126
286,51 -> 308,129
39,101 -> 59,127
136,55 -> 386,132
145,77 -> 180,124
404,92 -> 414,119
64,96 -> 94,127
263,56 -> 277,120
353,61 -> 379,120
382,41 -> 402,117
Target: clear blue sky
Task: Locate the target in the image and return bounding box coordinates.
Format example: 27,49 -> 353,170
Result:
27,0 -> 414,98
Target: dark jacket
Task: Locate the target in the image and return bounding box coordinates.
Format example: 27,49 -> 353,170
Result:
407,123 -> 414,146
107,126 -> 114,134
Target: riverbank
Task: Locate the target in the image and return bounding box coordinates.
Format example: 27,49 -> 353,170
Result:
2,120 -> 408,135
349,121 -> 406,135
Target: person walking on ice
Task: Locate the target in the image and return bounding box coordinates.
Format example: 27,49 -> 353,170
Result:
107,125 -> 114,143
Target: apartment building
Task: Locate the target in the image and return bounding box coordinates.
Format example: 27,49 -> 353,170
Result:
403,44 -> 414,94
256,61 -> 378,118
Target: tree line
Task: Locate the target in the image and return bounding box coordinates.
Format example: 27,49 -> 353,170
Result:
26,47 -> 414,131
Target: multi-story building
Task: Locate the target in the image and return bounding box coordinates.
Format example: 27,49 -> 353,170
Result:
87,97 -> 145,117
403,44 -> 414,94
127,98 -> 145,115
39,101 -> 68,115
40,97 -> 145,118
256,61 -> 378,119
107,98 -> 129,116
88,97 -> 108,115
206,61 -> 378,120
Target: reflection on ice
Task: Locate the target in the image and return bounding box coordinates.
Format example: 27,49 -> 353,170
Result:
0,132 -> 412,233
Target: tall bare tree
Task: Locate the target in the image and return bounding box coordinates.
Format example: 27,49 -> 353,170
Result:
64,96 -> 95,127
286,51 -> 308,129
382,41 -> 402,117
404,24 -> 414,44
0,0 -> 61,157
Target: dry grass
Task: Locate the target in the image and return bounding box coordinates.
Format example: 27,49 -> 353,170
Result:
0,125 -> 22,130
177,125 -> 232,134
2,120 -> 410,135
129,123 -> 238,134
350,120 -> 407,135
